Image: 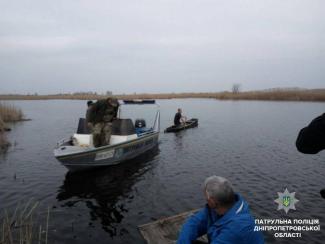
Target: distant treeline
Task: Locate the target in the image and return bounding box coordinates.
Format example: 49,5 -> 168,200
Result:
0,89 -> 325,102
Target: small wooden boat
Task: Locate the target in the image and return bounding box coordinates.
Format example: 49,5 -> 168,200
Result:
138,209 -> 208,244
164,118 -> 198,133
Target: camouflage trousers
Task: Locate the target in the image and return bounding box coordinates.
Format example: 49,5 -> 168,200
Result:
102,122 -> 112,146
91,122 -> 112,147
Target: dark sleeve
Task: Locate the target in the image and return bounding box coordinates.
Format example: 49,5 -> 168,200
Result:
296,113 -> 325,154
174,113 -> 180,123
93,100 -> 106,123
86,106 -> 95,123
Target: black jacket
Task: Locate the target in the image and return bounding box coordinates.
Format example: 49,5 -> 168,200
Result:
174,112 -> 181,126
296,113 -> 325,154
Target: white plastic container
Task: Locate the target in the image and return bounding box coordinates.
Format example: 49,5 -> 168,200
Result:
72,134 -> 93,147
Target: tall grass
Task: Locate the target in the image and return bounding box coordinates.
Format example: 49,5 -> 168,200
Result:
0,201 -> 50,244
0,118 -> 4,132
0,103 -> 24,152
0,103 -> 24,122
0,117 -> 10,151
0,133 -> 9,151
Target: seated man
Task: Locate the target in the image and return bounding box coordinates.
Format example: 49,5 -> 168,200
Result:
177,176 -> 264,244
174,108 -> 186,126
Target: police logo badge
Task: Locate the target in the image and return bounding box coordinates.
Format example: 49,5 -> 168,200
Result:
274,188 -> 299,214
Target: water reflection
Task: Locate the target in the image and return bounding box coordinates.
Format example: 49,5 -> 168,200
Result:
56,146 -> 159,237
173,131 -> 186,150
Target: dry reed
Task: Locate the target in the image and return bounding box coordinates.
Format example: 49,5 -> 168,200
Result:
0,118 -> 4,132
0,103 -> 24,122
0,89 -> 324,102
0,133 -> 9,152
0,103 -> 24,152
0,200 -> 50,244
0,117 -> 10,151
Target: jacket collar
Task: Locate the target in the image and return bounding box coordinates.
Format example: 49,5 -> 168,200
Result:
215,193 -> 247,225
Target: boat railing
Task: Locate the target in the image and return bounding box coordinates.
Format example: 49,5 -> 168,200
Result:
153,110 -> 160,132
118,99 -> 160,133
138,129 -> 157,137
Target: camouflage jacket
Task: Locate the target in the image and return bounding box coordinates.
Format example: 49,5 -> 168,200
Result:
86,99 -> 118,124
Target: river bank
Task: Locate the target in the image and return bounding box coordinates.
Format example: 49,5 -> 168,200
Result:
0,89 -> 325,102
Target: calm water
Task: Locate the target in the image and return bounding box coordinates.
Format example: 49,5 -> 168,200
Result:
0,99 -> 324,244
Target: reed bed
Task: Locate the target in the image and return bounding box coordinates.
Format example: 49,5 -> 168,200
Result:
0,200 -> 50,244
0,103 -> 24,122
0,103 -> 25,152
0,133 -> 9,151
0,117 -> 9,151
0,118 -> 4,132
0,89 -> 324,102
214,89 -> 325,102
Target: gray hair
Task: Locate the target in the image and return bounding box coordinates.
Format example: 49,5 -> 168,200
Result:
204,176 -> 235,207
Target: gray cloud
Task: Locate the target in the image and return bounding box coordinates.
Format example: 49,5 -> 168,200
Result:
0,0 -> 324,94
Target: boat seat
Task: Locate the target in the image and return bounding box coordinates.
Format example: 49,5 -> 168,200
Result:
110,119 -> 138,145
76,118 -> 91,134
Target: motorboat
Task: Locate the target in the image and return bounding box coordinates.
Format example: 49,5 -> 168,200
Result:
54,100 -> 160,171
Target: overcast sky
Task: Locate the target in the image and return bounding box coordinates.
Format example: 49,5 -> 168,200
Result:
0,0 -> 324,94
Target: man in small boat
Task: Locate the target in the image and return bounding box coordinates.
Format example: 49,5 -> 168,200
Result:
177,176 -> 264,244
86,97 -> 119,147
174,108 -> 186,126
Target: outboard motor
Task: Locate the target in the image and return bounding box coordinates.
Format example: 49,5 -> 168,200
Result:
135,119 -> 146,128
110,119 -> 138,144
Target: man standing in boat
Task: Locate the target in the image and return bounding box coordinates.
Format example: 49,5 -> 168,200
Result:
174,108 -> 186,126
101,97 -> 119,146
86,97 -> 119,147
177,176 -> 264,244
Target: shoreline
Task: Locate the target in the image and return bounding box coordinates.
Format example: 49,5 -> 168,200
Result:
0,89 -> 324,102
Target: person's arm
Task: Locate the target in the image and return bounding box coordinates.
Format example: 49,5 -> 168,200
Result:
86,105 -> 96,124
180,115 -> 187,123
296,113 -> 325,154
177,207 -> 210,244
